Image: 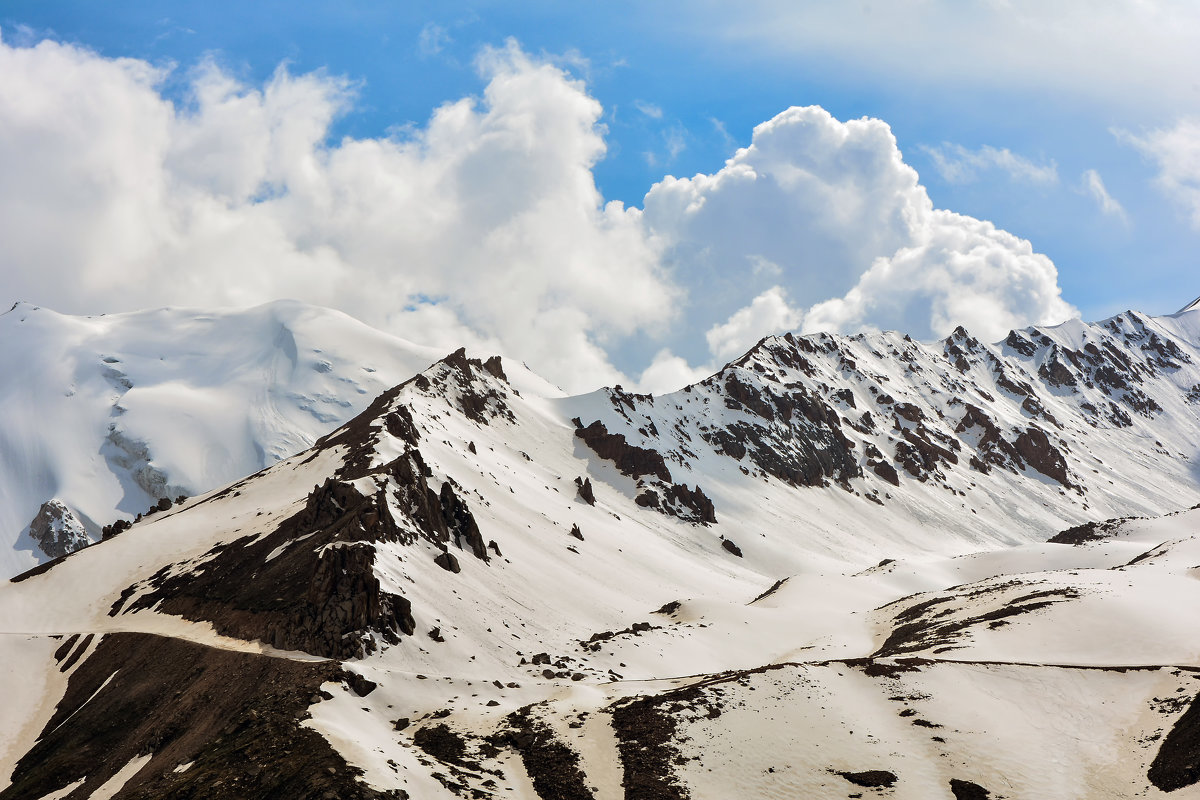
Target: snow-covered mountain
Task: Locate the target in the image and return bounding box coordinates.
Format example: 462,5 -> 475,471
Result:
2,301 -> 1200,799
0,300 -> 531,577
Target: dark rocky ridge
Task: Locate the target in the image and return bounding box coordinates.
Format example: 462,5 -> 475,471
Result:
0,633 -> 403,800
116,446 -> 489,659
574,419 -> 673,483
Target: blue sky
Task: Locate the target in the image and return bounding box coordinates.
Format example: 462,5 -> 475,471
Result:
2,2 -> 1198,390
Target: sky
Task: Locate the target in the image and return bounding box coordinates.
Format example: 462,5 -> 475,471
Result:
1,1 -> 1198,393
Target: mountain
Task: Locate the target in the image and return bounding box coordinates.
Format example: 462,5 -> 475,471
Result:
0,300 -> 555,576
1,303 -> 1200,798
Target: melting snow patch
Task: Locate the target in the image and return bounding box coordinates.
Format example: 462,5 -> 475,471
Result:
89,753 -> 152,800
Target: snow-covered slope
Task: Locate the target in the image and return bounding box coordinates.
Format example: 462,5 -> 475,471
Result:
0,300 -> 496,576
3,305 -> 1200,798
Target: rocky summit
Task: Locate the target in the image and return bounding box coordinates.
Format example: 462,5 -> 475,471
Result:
2,302 -> 1200,798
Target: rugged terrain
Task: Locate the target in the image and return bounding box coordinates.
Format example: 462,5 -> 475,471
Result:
0,300 -> 477,576
2,302 -> 1200,798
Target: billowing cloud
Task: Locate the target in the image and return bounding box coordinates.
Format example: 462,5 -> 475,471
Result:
705,286 -> 802,361
922,143 -> 1058,185
0,35 -> 674,392
1082,169 -> 1128,221
803,212 -> 1072,343
641,106 -> 1075,349
1121,119 -> 1200,227
0,34 -> 1076,395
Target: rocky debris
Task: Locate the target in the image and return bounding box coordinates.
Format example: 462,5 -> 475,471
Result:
1048,515 -> 1135,545
493,708 -> 594,800
27,499 -> 90,559
721,539 -> 743,557
1013,427 -> 1074,488
383,405 -> 421,447
115,472 -> 433,660
894,424 -> 960,482
863,443 -> 900,486
956,404 -> 1022,475
1039,347 -> 1078,388
569,523 -> 584,541
3,632 -> 404,800
949,778 -> 992,799
437,348 -> 516,425
749,578 -> 788,604
575,419 -> 672,482
892,402 -> 924,424
101,517 -> 133,540
413,724 -> 468,766
625,479 -> 718,524
574,476 -> 596,505
434,551 -> 461,574
836,770 -> 898,788
699,360 -> 860,488
581,622 -> 658,651
345,672 -> 377,697
439,480 -> 488,561
875,587 -> 1082,658
1149,691 -> 1200,792
610,691 -> 696,800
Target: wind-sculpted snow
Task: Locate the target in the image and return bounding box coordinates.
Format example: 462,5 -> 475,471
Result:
4,303 -> 1200,798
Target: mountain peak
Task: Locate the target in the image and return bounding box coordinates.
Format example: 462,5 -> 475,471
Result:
1178,294 -> 1200,314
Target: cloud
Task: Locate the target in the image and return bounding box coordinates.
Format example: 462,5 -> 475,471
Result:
705,286 -> 803,360
418,23 -> 451,56
635,349 -> 713,394
642,106 -> 1076,346
802,212 -> 1073,343
922,143 -> 1058,185
0,34 -> 674,392
634,99 -> 663,119
680,1 -> 1200,112
0,34 -> 1075,395
1082,168 -> 1128,221
1120,118 -> 1200,227
664,124 -> 687,160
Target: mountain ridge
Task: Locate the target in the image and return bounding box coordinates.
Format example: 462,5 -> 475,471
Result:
3,299 -> 1200,797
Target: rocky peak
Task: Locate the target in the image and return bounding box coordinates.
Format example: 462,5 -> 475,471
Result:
27,499 -> 90,560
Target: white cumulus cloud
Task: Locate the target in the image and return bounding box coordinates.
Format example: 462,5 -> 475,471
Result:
705,286 -> 803,361
642,106 -> 1075,348
0,35 -> 675,392
0,34 -> 1076,394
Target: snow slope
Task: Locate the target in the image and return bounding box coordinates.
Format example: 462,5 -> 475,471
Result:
3,318 -> 1200,798
0,300 -> 494,576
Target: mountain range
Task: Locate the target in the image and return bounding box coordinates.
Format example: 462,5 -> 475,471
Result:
1,298 -> 1200,799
